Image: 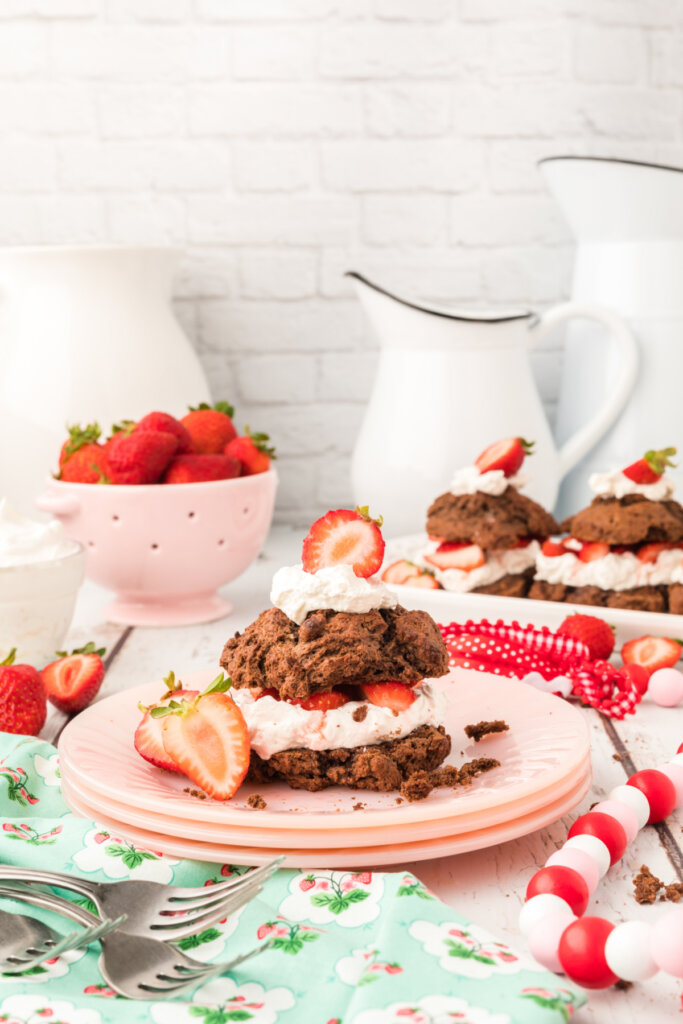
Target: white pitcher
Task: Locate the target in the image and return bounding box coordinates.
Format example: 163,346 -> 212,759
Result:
540,156 -> 683,518
348,272 -> 637,536
0,246 -> 211,514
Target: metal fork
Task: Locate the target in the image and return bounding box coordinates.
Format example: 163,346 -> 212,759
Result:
0,858 -> 281,940
0,905 -> 126,975
0,885 -> 271,1000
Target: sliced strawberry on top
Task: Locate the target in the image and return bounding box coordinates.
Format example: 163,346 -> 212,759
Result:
41,642 -> 106,714
621,635 -> 682,678
408,572 -> 441,589
134,671 -> 200,772
636,542 -> 675,564
360,681 -> 417,713
381,560 -> 422,585
622,447 -> 676,484
577,541 -> 610,563
474,437 -> 534,477
302,506 -> 385,578
290,690 -> 351,711
541,539 -> 567,558
424,542 -> 485,572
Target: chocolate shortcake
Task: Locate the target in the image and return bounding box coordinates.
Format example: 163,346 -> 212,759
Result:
384,437 -> 559,596
529,447 -> 683,613
221,507 -> 452,793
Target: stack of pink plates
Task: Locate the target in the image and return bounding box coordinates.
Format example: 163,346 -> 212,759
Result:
59,670 -> 592,869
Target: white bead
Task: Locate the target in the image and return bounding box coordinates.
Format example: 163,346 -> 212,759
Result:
564,834 -> 611,878
519,893 -> 574,937
605,921 -> 658,981
607,784 -> 650,831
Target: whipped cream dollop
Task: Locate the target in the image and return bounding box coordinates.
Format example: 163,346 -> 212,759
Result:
589,469 -> 675,502
231,683 -> 448,759
449,465 -> 527,497
535,546 -> 683,591
416,538 -> 539,593
270,563 -> 398,625
0,499 -> 77,568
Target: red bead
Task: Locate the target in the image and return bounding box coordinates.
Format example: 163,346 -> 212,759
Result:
558,916 -> 618,989
567,811 -> 627,866
677,742 -> 683,754
525,866 -> 589,917
627,769 -> 676,824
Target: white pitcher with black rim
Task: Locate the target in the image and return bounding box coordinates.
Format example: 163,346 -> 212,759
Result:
348,271 -> 637,536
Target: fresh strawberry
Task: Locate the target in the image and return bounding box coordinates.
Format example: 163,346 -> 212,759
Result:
424,542 -> 485,572
513,537 -> 533,548
577,541 -> 610,563
0,649 -> 46,735
41,642 -> 106,714
290,690 -> 351,711
162,453 -> 241,484
224,428 -> 275,476
541,539 -> 567,558
59,423 -> 102,468
360,681 -> 417,712
621,635 -> 682,678
154,675 -> 250,801
181,402 -> 237,455
302,506 -> 385,578
381,560 -> 422,585
60,441 -> 111,484
557,614 -> 615,661
107,428 -> 178,485
622,447 -> 676,485
636,542 -> 675,564
474,437 -> 534,477
618,663 -> 650,697
134,671 -> 200,772
256,688 -> 281,701
137,411 -> 193,454
407,572 -> 441,589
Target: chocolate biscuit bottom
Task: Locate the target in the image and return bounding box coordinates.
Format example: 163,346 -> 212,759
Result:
246,724 -> 451,793
528,580 -> 673,614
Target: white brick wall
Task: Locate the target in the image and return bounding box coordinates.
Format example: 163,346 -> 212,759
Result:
1,0 -> 682,524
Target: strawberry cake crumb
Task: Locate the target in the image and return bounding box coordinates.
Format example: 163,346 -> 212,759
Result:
247,793 -> 267,810
464,720 -> 509,743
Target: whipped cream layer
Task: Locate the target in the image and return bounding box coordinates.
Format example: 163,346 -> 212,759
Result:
231,683 -> 448,759
417,539 -> 539,593
589,469 -> 675,502
271,563 -> 397,625
449,466 -> 527,497
535,547 -> 683,591
0,499 -> 77,568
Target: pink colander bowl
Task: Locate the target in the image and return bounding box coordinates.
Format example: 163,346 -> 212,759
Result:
36,470 -> 278,626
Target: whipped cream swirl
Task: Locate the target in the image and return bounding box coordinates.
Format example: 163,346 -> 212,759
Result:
417,539 -> 539,593
589,469 -> 675,502
271,563 -> 398,625
535,546 -> 683,591
449,466 -> 527,497
0,499 -> 77,568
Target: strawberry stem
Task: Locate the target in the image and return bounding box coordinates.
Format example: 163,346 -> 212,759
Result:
518,438 -> 535,456
354,505 -> 384,528
188,400 -> 236,418
0,648 -> 16,667
245,425 -> 277,458
644,447 -> 677,475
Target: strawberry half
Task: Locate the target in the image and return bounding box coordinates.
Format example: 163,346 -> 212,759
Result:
557,614 -> 615,661
41,642 -> 106,714
577,541 -> 610,563
408,572 -> 441,589
381,560 -> 422,585
290,690 -> 350,711
360,681 -> 417,712
636,542 -> 675,564
621,635 -> 682,678
424,542 -> 485,572
301,506 -> 385,578
622,447 -> 676,485
134,671 -> 200,772
541,539 -> 567,558
474,437 -> 534,477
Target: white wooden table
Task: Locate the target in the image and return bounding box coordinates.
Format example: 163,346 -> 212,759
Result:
47,525 -> 683,1022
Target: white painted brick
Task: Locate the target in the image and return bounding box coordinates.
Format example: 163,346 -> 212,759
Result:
316,454 -> 353,508
452,84 -> 583,137
488,141 -> 561,194
318,352 -> 376,402
270,456 -> 317,513
3,142 -> 56,191
652,33 -> 683,87
320,25 -> 459,78
236,354 -> 316,403
58,142 -> 153,190
35,196 -> 105,243
106,0 -> 191,21
269,402 -> 364,456
0,198 -> 41,244
566,0 -> 676,28
186,29 -> 232,80
196,0 -> 366,21
450,196 -> 569,247
188,197 -> 357,247
234,27 -> 315,80
0,85 -> 95,135
189,84 -> 362,137
0,26 -> 48,76
364,84 -> 450,137
580,88 -> 679,138
374,0 -> 450,19
197,300 -> 364,354
575,27 -> 645,84
233,142 -> 316,192
175,250 -> 238,300
99,86 -> 186,139
239,250 -> 318,300
363,195 -> 449,247
492,22 -> 570,77
106,196 -> 186,244
149,143 -> 231,191
460,0 -> 564,19
1,0 -> 96,15
321,248 -> 483,303
321,140 -> 484,192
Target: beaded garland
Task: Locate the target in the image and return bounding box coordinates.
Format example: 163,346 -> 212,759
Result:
520,743 -> 683,990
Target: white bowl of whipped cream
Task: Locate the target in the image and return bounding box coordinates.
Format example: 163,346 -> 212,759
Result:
0,499 -> 86,667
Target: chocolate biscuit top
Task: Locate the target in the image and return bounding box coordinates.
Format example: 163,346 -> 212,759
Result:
220,605 -> 450,701
562,494 -> 683,546
426,487 -> 559,551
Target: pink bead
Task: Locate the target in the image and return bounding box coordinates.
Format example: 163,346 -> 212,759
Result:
648,668 -> 683,707
528,912 -> 576,973
591,799 -> 639,844
546,847 -> 600,894
657,763 -> 683,808
650,906 -> 683,978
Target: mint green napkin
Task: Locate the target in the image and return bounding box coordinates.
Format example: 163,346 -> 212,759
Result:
0,734 -> 585,1023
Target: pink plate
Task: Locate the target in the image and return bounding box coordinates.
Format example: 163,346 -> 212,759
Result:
59,668 -> 591,834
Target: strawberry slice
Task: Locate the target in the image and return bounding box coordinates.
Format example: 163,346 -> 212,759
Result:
424,542 -> 485,572
381,559 -> 422,585
134,672 -> 200,772
623,447 -> 676,484
474,437 -> 534,477
636,542 -> 675,564
541,539 -> 567,558
408,573 -> 441,589
256,687 -> 281,701
155,679 -> 250,801
302,506 -> 385,578
290,690 -> 350,711
41,643 -> 106,714
621,635 -> 682,678
360,681 -> 417,712
577,541 -> 610,563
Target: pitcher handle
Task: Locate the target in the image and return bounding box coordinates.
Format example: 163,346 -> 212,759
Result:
529,302 -> 638,478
